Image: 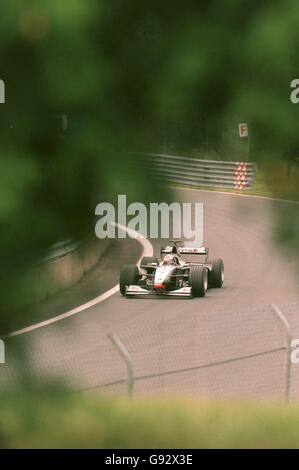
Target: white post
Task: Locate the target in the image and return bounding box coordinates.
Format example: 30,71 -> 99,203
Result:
0,80 -> 5,104
0,339 -> 5,364
271,304 -> 292,402
108,333 -> 134,397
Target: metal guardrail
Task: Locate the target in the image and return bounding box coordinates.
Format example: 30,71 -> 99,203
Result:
131,153 -> 257,190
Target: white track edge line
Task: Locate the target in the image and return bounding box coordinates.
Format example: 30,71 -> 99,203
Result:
7,222 -> 153,338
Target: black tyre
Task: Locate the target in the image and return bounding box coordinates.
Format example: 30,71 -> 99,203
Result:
208,258 -> 224,288
119,264 -> 139,296
189,266 -> 208,297
140,256 -> 159,266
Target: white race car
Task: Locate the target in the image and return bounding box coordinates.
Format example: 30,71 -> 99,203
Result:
119,241 -> 224,298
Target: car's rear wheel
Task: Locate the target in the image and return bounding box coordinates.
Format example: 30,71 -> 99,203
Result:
208,258 -> 224,288
119,265 -> 139,296
189,266 -> 208,297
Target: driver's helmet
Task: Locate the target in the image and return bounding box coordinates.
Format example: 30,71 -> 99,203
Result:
162,254 -> 175,266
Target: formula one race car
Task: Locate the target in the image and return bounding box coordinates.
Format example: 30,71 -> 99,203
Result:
119,241 -> 224,298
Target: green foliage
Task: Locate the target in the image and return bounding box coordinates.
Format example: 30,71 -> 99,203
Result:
1,390 -> 299,448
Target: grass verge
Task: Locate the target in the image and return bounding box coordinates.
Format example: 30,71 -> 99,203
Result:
0,390 -> 299,448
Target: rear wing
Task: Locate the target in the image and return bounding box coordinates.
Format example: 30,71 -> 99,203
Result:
161,246 -> 209,255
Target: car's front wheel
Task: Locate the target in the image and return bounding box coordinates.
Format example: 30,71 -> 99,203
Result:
189,266 -> 208,297
208,258 -> 224,288
119,264 -> 139,296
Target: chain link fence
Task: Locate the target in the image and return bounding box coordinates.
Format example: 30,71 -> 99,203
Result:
99,304 -> 288,399
1,302 -> 298,401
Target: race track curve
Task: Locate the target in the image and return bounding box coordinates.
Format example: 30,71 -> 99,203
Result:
2,188 -> 299,400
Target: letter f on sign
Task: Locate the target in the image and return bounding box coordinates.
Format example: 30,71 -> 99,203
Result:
239,123 -> 248,138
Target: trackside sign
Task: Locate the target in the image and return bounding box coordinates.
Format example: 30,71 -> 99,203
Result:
238,123 -> 248,138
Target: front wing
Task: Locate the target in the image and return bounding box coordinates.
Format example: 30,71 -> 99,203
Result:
125,285 -> 192,297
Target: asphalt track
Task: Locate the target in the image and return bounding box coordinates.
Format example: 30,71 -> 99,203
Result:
2,188 -> 299,400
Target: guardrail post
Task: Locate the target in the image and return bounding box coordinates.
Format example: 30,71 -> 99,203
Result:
108,333 -> 134,397
271,304 -> 292,402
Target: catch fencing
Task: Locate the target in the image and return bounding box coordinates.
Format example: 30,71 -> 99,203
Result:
130,153 -> 257,190
100,303 -> 297,400
3,302 -> 296,402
